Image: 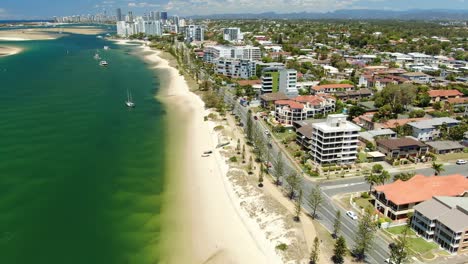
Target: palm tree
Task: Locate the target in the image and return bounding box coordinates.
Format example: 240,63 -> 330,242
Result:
431,162 -> 444,176
378,170 -> 391,185
364,173 -> 379,193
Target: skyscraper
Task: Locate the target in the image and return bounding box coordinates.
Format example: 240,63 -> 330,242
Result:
128,11 -> 133,22
116,8 -> 122,21
161,12 -> 168,20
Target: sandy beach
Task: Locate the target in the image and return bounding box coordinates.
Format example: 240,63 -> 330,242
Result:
0,45 -> 22,56
0,27 -> 105,41
124,41 -> 283,264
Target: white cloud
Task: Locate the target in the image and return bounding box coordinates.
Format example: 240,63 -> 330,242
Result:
127,2 -> 160,8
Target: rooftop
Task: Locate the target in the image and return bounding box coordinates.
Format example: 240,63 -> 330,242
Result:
374,174 -> 468,205
297,124 -> 314,139
428,89 -> 464,98
260,92 -> 289,102
376,137 -> 427,150
408,117 -> 460,130
380,117 -> 430,129
426,141 -> 465,151
359,129 -> 396,142
313,114 -> 361,132
275,100 -> 304,109
414,196 -> 468,232
312,83 -> 354,91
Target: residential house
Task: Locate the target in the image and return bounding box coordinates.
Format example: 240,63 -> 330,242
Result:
311,84 -> 354,94
425,141 -> 465,154
371,174 -> 468,221
376,137 -> 428,160
401,72 -> 435,84
274,95 -> 336,125
359,129 -> 397,145
428,89 -> 464,103
259,92 -> 289,109
334,89 -> 373,101
407,117 -> 460,141
412,196 -> 468,254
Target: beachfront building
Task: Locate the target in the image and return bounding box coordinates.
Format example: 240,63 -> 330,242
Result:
407,117 -> 460,141
371,174 -> 468,222
411,196 -> 468,255
274,95 -> 336,125
116,18 -> 162,37
203,45 -> 261,62
309,114 -> 360,165
215,58 -> 256,79
185,25 -> 204,43
278,69 -> 298,97
223,27 -> 243,42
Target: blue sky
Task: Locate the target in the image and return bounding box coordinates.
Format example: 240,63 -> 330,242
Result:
1,0 -> 467,19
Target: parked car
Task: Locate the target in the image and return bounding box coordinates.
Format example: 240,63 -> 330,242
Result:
456,159 -> 467,165
384,258 -> 396,264
264,130 -> 270,136
203,150 -> 213,155
346,211 -> 358,220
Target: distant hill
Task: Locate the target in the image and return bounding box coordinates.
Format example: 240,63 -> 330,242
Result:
188,9 -> 468,20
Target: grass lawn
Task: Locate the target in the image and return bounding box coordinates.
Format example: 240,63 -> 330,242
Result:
354,197 -> 374,211
386,225 -> 416,236
358,152 -> 368,163
407,237 -> 438,254
436,152 -> 468,162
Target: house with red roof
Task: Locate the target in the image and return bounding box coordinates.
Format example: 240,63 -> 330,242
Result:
274,95 -> 335,125
371,174 -> 468,221
428,89 -> 464,103
311,83 -> 355,94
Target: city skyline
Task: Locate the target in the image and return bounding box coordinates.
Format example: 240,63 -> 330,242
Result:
1,0 -> 468,19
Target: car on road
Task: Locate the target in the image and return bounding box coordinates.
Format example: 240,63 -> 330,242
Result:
346,210 -> 358,220
203,150 -> 213,155
384,258 -> 395,264
264,130 -> 270,136
456,159 -> 467,165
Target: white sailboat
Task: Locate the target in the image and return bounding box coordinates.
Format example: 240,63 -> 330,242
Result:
99,60 -> 108,66
125,89 -> 135,108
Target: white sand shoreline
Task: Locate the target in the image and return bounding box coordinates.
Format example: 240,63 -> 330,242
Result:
114,39 -> 283,263
0,45 -> 23,56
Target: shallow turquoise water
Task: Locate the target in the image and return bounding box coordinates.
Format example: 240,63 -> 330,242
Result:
0,34 -> 165,263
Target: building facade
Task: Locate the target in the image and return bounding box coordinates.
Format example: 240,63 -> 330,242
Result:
215,58 -> 256,79
412,196 -> 468,255
223,27 -> 243,42
309,114 -> 360,165
278,69 -> 298,97
408,117 -> 460,141
274,95 -> 336,125
185,25 -> 204,42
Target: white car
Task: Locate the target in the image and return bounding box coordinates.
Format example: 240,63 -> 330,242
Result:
456,159 -> 467,165
346,211 -> 358,220
384,258 -> 396,264
264,130 -> 270,135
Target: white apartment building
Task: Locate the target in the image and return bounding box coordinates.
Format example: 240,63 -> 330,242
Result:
204,45 -> 261,62
309,114 -> 360,165
408,52 -> 434,65
116,19 -> 162,37
185,25 -> 204,42
223,27 -> 243,42
279,69 -> 298,97
275,95 -> 336,125
215,58 -> 256,79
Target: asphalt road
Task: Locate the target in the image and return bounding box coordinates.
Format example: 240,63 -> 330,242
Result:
224,90 -> 391,263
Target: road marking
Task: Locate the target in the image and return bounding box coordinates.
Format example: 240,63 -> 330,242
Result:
321,182 -> 367,190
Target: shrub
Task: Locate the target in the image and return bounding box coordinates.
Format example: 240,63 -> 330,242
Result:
214,125 -> 224,131
293,151 -> 302,158
361,192 -> 370,199
204,116 -> 208,121
275,243 -> 288,251
229,156 -> 238,163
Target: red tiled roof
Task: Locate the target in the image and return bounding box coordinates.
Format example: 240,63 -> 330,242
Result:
313,84 -> 354,91
275,100 -> 304,109
374,174 -> 468,205
294,95 -> 325,105
447,97 -> 468,104
428,89 -> 463,98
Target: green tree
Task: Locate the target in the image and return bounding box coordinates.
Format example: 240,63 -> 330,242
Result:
333,210 -> 342,239
294,189 -> 303,221
431,162 -> 444,176
307,185 -> 323,219
310,237 -> 320,264
393,172 -> 415,182
364,173 -> 379,192
258,163 -> 264,187
348,105 -> 366,120
246,110 -> 254,142
389,226 -> 410,264
377,170 -> 391,185
272,151 -> 285,185
333,235 -> 347,264
372,164 -> 383,174
352,208 -> 377,261
448,123 -> 468,140
286,172 -> 302,199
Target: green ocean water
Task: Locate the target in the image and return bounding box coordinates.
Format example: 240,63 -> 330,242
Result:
0,34 -> 166,263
